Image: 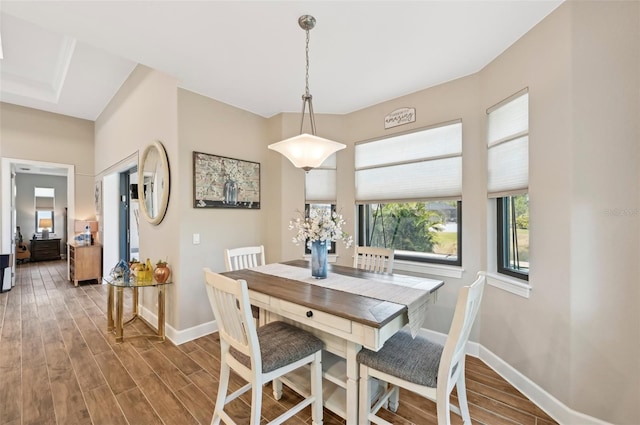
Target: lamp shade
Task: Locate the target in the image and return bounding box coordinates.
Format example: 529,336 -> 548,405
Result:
74,220 -> 98,233
38,218 -> 53,229
268,133 -> 346,171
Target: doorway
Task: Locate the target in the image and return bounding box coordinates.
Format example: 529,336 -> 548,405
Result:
119,167 -> 140,263
1,157 -> 75,287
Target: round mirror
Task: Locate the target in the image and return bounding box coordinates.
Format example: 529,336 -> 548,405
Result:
138,141 -> 170,225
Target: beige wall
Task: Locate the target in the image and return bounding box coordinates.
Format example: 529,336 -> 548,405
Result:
569,1 -> 639,420
176,89 -> 269,329
478,2 -> 639,422
0,103 -> 95,243
479,0 -> 575,407
94,65 -> 181,328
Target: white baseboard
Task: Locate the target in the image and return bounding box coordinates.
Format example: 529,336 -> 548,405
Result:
478,346 -> 611,425
138,304 -> 218,345
418,328 -> 609,425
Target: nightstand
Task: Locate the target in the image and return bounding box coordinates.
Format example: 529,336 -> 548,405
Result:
69,242 -> 102,286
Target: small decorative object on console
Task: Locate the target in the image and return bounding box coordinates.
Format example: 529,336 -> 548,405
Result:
154,260 -> 171,283
110,259 -> 129,279
138,258 -> 153,283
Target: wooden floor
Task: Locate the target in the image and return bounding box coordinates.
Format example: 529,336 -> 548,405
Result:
0,260 -> 558,425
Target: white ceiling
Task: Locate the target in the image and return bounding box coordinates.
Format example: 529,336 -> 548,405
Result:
0,1 -> 563,121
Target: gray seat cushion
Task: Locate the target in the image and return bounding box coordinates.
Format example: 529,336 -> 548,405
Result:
230,321 -> 323,373
357,329 -> 443,387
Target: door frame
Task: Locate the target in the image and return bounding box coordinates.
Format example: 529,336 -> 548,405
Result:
99,153 -> 138,276
1,157 -> 75,285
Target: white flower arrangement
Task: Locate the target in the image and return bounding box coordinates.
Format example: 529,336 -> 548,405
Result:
223,159 -> 247,186
289,208 -> 353,248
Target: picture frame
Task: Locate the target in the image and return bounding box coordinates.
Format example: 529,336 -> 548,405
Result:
193,151 -> 260,209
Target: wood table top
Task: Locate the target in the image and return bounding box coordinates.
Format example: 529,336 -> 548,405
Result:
221,260 -> 443,329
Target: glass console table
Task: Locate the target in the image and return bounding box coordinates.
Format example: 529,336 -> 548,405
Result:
104,275 -> 172,342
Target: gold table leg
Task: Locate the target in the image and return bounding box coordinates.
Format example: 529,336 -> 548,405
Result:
116,287 -> 124,342
123,287 -> 139,326
133,287 -> 139,316
107,284 -> 114,332
158,286 -> 166,341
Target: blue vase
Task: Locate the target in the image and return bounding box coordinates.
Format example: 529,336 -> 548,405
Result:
311,240 -> 328,279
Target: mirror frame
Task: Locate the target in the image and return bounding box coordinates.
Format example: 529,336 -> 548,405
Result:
138,140 -> 170,225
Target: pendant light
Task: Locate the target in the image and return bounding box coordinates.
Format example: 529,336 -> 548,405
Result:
268,15 -> 345,172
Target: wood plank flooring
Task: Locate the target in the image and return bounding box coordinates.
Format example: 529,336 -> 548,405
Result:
0,260 -> 558,425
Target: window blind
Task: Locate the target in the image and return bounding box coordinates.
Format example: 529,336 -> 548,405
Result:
34,187 -> 55,211
487,90 -> 529,197
305,153 -> 336,203
355,121 -> 462,203
35,196 -> 54,211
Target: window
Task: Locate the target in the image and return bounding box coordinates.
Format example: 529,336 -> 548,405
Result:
304,153 -> 338,254
305,153 -> 336,204
35,187 -> 55,234
304,203 -> 337,254
355,121 -> 462,265
359,200 -> 461,265
497,195 -> 529,280
487,89 -> 529,280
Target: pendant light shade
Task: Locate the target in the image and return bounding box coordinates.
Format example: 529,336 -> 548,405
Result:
268,15 -> 345,172
269,133 -> 345,172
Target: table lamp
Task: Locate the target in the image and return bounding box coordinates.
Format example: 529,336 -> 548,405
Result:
39,218 -> 53,239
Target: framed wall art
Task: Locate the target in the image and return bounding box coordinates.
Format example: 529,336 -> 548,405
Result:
94,180 -> 102,214
193,151 -> 260,209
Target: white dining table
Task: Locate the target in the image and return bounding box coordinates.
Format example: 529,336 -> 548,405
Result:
221,259 -> 444,424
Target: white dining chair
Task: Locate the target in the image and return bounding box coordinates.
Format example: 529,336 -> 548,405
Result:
224,245 -> 265,324
353,246 -> 394,274
203,268 -> 323,425
357,272 -> 486,425
224,245 -> 265,271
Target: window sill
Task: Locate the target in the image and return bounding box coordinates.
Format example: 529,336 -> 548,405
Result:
393,260 -> 463,279
303,254 -> 338,263
486,272 -> 531,298
300,255 -> 462,278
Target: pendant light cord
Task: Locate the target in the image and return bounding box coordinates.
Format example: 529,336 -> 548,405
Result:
305,28 -> 310,98
300,26 -> 316,135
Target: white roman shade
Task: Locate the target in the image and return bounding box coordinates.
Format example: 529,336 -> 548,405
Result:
355,120 -> 462,203
34,187 -> 55,211
35,196 -> 54,210
305,153 -> 336,203
487,89 -> 529,197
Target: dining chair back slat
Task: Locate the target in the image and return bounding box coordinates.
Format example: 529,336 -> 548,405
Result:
204,269 -> 257,361
225,245 -> 265,271
353,246 -> 394,274
439,273 -> 485,401
224,245 -> 265,324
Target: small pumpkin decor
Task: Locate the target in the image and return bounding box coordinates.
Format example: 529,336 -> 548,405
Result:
154,260 -> 171,283
129,258 -> 141,277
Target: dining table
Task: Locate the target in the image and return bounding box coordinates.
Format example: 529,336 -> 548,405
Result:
221,259 -> 444,424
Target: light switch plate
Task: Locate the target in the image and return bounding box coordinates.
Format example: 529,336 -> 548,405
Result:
193,233 -> 200,244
